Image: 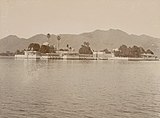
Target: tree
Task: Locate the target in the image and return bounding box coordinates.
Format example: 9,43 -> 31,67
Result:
67,44 -> 69,48
102,48 -> 111,54
79,42 -> 93,54
119,45 -> 129,57
28,43 -> 40,51
83,42 -> 90,47
57,35 -> 61,50
131,45 -> 141,57
114,44 -> 155,57
47,33 -> 51,40
16,50 -> 21,54
49,45 -> 56,53
139,47 -> 145,54
146,49 -> 154,54
39,45 -> 50,53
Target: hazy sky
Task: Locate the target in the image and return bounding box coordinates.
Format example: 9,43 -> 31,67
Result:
0,0 -> 160,39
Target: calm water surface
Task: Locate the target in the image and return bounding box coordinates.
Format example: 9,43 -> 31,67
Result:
0,59 -> 160,118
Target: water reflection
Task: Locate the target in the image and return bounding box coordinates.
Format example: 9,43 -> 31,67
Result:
0,59 -> 160,118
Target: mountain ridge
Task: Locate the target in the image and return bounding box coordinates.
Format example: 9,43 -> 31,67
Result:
0,29 -> 160,56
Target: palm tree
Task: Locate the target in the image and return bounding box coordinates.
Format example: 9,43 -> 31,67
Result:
67,44 -> 69,48
47,33 -> 51,42
57,35 -> 61,51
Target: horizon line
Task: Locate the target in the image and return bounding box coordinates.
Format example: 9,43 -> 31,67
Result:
0,28 -> 159,39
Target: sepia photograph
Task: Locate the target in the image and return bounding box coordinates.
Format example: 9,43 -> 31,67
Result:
0,0 -> 160,118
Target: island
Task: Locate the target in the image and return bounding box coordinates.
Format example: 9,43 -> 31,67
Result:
14,35 -> 159,61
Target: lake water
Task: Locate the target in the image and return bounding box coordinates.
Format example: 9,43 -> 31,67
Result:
0,59 -> 160,118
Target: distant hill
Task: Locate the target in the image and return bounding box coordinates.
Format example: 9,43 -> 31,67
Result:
0,29 -> 160,56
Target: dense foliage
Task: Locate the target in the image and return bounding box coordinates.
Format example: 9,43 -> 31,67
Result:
79,42 -> 93,54
28,43 -> 56,53
39,45 -> 56,53
114,45 -> 154,57
39,45 -> 50,53
28,43 -> 40,51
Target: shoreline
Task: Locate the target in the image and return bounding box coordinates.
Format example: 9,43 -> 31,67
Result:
1,55 -> 157,61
